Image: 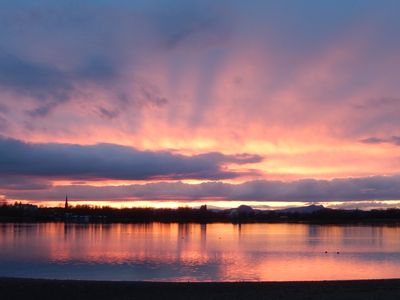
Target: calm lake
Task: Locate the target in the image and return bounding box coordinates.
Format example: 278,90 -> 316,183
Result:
1,222 -> 400,281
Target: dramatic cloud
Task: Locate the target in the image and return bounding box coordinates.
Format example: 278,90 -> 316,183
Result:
3,175 -> 400,203
0,137 -> 262,181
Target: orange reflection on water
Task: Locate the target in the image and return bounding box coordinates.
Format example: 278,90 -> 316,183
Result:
1,223 -> 400,281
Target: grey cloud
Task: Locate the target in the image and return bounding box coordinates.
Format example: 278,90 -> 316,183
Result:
194,152 -> 262,165
0,103 -> 8,113
27,102 -> 59,118
0,176 -> 51,191
76,58 -> 116,81
0,116 -> 7,130
0,53 -> 73,103
230,177 -> 400,201
0,104 -> 8,128
327,201 -> 400,210
360,137 -> 385,144
360,136 -> 400,146
147,1 -> 232,50
0,52 -> 167,119
0,52 -> 116,116
0,137 -> 262,181
97,107 -> 120,120
131,77 -> 168,107
4,175 -> 400,203
391,136 -> 400,145
354,97 -> 400,110
0,53 -> 168,119
162,13 -> 230,50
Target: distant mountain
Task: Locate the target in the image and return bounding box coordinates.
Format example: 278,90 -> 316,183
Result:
226,205 -> 256,217
219,204 -> 327,216
278,204 -> 326,214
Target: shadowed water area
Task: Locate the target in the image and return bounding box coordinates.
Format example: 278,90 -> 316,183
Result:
1,223 -> 400,281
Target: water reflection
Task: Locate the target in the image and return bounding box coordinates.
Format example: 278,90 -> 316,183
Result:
0,223 -> 400,281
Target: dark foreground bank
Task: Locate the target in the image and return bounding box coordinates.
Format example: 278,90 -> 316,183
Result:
1,278 -> 400,300
3,203 -> 400,224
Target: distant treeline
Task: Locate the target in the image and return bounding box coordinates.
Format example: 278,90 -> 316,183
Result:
1,202 -> 400,224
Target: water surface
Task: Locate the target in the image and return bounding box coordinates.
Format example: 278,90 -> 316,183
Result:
1,222 -> 400,281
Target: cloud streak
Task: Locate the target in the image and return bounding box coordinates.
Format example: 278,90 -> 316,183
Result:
360,136 -> 400,146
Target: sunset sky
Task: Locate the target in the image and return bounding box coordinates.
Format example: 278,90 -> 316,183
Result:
1,0 -> 400,209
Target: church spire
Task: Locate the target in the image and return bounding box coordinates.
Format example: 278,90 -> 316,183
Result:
65,195 -> 69,210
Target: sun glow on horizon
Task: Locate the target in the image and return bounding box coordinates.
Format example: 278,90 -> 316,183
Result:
6,199 -> 400,211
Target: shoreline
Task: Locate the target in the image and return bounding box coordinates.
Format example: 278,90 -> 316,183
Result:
3,204 -> 400,225
1,278 -> 400,300
2,219 -> 400,226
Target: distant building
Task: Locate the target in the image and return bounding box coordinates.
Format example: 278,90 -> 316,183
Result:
13,202 -> 38,211
65,195 -> 69,210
